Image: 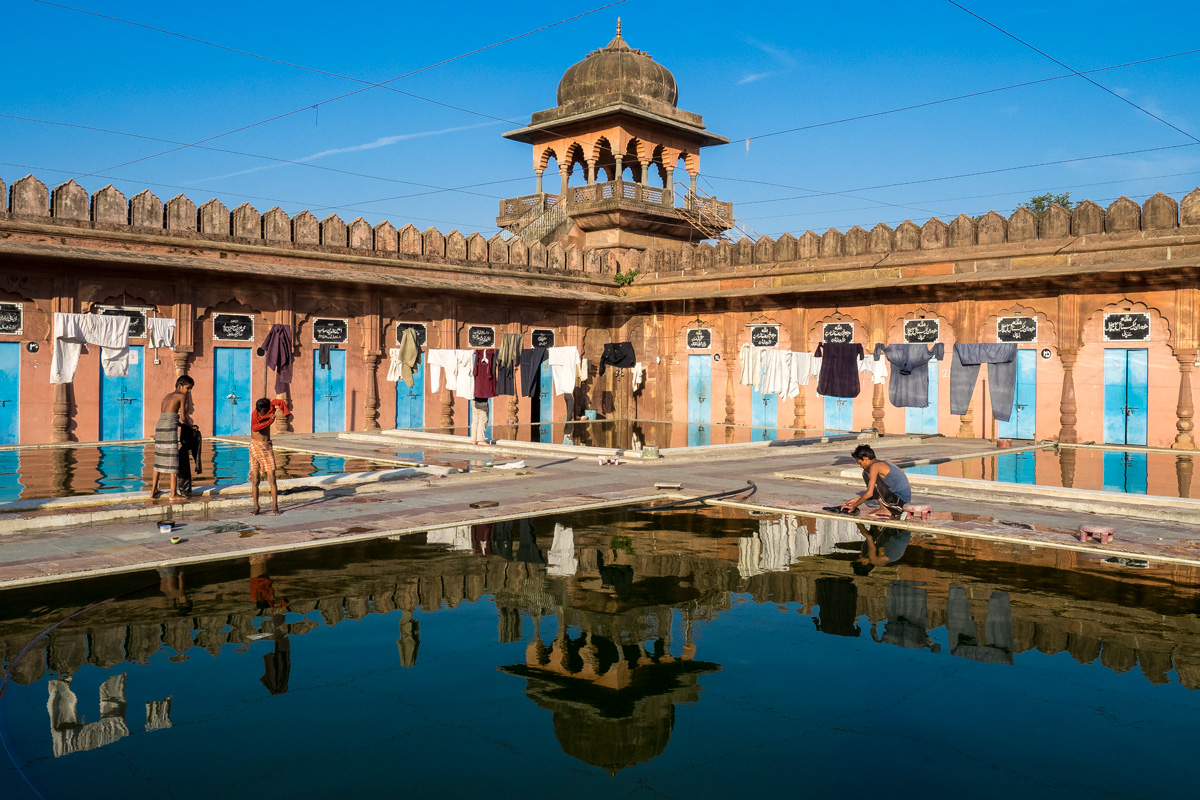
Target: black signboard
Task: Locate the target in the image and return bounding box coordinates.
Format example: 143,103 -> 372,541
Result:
903,319 -> 940,343
214,313 -> 254,341
313,318 -> 348,344
468,325 -> 495,347
687,328 -> 712,349
396,322 -> 427,347
1103,313 -> 1151,342
997,316 -> 1038,343
100,307 -> 147,338
0,303 -> 22,335
531,328 -> 555,348
823,322 -> 854,343
750,325 -> 779,347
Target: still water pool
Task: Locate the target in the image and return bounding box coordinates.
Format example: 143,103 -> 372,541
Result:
1,508 -> 1198,798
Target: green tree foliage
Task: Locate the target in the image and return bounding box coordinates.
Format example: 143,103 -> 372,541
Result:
1019,192 -> 1077,215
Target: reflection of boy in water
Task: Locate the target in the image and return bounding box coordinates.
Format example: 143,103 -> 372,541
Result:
852,524 -> 911,576
249,554 -> 288,611
157,565 -> 193,615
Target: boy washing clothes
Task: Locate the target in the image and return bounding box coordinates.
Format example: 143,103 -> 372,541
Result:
841,444 -> 911,519
249,398 -> 289,516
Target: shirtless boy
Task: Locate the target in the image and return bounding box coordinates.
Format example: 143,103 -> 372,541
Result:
250,398 -> 288,515
150,375 -> 194,502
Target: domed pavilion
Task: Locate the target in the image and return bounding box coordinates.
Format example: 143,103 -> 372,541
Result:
498,20 -> 732,250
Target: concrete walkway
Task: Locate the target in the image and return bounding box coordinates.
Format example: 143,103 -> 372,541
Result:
0,433 -> 1197,590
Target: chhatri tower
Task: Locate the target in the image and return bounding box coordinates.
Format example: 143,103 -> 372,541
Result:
497,20 -> 733,250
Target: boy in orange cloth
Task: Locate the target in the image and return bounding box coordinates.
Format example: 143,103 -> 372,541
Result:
250,398 -> 289,515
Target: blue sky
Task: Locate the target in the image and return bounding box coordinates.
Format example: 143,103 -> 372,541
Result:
4,0 -> 1199,238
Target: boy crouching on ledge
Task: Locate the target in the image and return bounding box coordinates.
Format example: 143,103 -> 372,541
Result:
250,398 -> 289,516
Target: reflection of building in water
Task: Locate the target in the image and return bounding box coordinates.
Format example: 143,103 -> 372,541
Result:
47,674 -> 129,757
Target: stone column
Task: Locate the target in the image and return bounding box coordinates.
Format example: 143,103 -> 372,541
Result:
1058,349 -> 1079,444
1059,445 -> 1077,489
534,170 -> 543,194
1173,350 -> 1196,450
51,385 -> 71,443
724,360 -> 736,425
957,401 -> 974,439
872,383 -> 885,433
793,391 -> 805,432
439,388 -> 452,428
586,160 -> 596,185
559,166 -> 569,196
1177,456 -> 1193,499
640,162 -> 651,187
613,155 -> 624,181
689,173 -> 697,195
364,354 -> 380,430
507,395 -> 518,426
665,167 -> 675,201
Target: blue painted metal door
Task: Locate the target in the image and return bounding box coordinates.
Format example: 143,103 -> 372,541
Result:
751,385 -> 777,441
904,359 -> 939,435
997,350 -> 1036,439
0,343 -> 19,445
996,451 -> 1036,484
395,358 -> 425,430
1103,450 -> 1148,494
533,364 -> 553,443
99,345 -> 144,441
688,355 -> 711,447
313,348 -> 347,433
1103,349 -> 1149,446
214,347 -> 251,436
824,396 -> 853,432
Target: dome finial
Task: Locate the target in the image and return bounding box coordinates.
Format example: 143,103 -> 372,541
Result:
616,17 -> 622,37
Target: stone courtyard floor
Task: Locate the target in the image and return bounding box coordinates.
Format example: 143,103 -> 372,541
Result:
0,432 -> 1197,590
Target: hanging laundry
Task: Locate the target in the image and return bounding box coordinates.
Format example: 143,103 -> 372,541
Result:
631,362 -> 646,390
547,523 -> 578,576
386,348 -> 403,382
394,327 -> 421,387
759,349 -> 792,396
519,347 -> 548,397
546,345 -> 581,396
858,353 -> 888,385
950,343 -> 1018,421
426,349 -> 458,392
453,349 -> 474,397
815,342 -> 864,398
146,317 -> 176,350
50,312 -> 131,384
317,342 -> 333,371
576,357 -> 589,383
598,341 -> 636,374
786,352 -> 813,397
495,359 -> 516,396
473,347 -> 497,399
875,343 -> 944,408
739,343 -> 764,388
497,332 -> 521,368
260,324 -> 294,392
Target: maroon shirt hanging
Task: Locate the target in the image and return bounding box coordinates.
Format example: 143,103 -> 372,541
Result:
473,348 -> 497,399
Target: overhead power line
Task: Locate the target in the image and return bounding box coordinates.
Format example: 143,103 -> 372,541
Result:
0,112 -> 527,201
72,0 -> 629,179
946,0 -> 1200,144
724,142 -> 1200,207
32,0 -> 524,126
740,47 -> 1200,142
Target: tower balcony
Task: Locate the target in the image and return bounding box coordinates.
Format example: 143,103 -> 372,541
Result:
496,181 -> 734,246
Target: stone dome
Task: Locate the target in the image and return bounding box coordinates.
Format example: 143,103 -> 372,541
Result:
556,21 -> 678,110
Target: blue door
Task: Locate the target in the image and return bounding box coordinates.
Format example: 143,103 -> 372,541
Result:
532,364 -> 553,443
751,384 -> 777,441
214,347 -> 251,436
99,345 -> 144,441
396,358 -> 425,430
996,451 -> 1036,484
824,396 -> 853,432
1103,451 -> 1148,494
313,348 -> 347,432
904,359 -> 939,435
0,343 -> 19,445
310,455 -> 348,475
1103,349 -> 1149,446
998,350 -> 1036,439
688,355 -> 711,447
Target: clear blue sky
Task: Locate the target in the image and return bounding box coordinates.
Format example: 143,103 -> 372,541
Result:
4,0 -> 1199,239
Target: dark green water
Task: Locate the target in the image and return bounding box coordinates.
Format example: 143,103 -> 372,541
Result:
1,508 -> 1198,799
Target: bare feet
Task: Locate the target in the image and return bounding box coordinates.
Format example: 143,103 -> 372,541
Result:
168,494 -> 186,503
251,508 -> 261,516
271,508 -> 281,516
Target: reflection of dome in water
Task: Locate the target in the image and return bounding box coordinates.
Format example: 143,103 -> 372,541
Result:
501,658 -> 720,774
556,21 -> 678,111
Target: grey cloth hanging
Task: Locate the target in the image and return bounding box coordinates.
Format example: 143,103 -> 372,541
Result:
875,343 -> 944,408
950,343 -> 1017,421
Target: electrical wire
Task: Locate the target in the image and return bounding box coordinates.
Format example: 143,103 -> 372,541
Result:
946,0 -> 1199,144
72,0 -> 629,179
31,0 -> 525,126
739,47 -> 1200,142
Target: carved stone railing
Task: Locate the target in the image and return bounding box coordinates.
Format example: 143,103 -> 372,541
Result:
568,180 -> 673,209
497,192 -> 559,225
